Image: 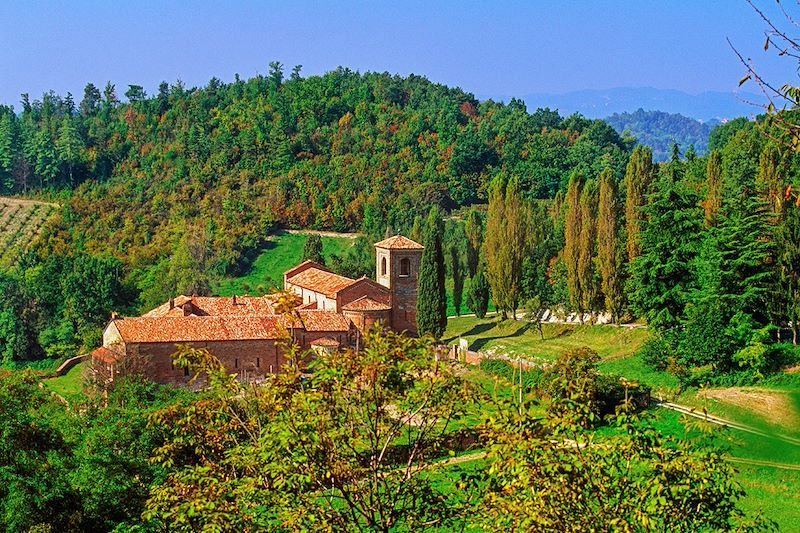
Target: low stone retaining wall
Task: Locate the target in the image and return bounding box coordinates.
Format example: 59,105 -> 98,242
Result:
55,354 -> 88,377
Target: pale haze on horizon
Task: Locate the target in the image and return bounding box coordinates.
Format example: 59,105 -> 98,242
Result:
0,0 -> 795,107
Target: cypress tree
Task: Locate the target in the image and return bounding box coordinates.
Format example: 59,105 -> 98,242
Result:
302,234 -> 325,265
624,145 -> 656,263
417,208 -> 446,339
467,266 -> 490,319
704,150 -> 723,227
451,245 -> 464,317
597,168 -> 624,322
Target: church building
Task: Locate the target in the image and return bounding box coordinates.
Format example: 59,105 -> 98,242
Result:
91,235 -> 424,386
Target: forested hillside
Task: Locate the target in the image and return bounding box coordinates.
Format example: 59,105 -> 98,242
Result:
605,108 -> 717,161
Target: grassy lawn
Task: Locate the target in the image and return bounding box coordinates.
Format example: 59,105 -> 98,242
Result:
214,233 -> 354,296
44,361 -> 86,401
444,316 -> 649,361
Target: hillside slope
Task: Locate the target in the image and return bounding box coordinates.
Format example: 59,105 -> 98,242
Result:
0,198 -> 58,268
605,109 -> 715,161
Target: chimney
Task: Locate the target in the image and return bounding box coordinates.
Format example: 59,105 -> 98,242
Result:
169,298 -> 175,310
110,311 -> 119,320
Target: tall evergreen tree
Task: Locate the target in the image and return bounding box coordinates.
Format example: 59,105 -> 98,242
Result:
302,234 -> 326,266
55,116 -> 83,186
624,145 -> 656,263
33,129 -> 58,187
416,208 -> 446,339
776,202 -> 800,345
451,245 -> 464,317
704,150 -> 723,227
467,265 -> 490,319
0,113 -> 15,192
629,178 -> 703,331
597,168 -> 624,322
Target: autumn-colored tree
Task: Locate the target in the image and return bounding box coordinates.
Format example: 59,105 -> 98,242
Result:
624,145 -> 656,262
563,173 -> 583,315
756,143 -> 783,215
705,149 -> 723,227
485,175 -> 528,319
596,168 -> 624,322
577,179 -> 598,320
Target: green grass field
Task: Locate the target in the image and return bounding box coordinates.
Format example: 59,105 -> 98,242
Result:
445,316 -> 649,361
214,233 -> 355,296
44,361 -> 87,401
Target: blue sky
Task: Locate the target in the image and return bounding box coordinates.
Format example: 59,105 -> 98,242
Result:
0,1 -> 794,106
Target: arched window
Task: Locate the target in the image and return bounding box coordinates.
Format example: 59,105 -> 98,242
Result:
381,257 -> 387,276
400,257 -> 411,277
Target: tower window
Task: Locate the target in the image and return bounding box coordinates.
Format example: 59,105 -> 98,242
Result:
381,257 -> 387,276
400,258 -> 411,277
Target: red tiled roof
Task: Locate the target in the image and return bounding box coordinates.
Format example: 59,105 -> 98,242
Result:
143,296 -> 277,318
311,337 -> 341,347
91,346 -> 122,364
341,296 -> 392,311
113,316 -> 283,343
374,235 -> 424,250
286,268 -> 356,298
298,310 -> 352,332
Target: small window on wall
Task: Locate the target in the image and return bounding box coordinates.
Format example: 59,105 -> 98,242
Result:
400,258 -> 411,277
381,257 -> 387,276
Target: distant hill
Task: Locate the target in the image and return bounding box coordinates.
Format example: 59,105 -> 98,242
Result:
513,87 -> 764,121
604,109 -> 716,162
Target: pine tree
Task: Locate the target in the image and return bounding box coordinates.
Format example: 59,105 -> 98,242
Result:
467,266 -> 490,319
464,208 -> 483,278
577,180 -> 598,320
451,245 -> 464,317
597,168 -> 624,322
624,146 -> 656,263
776,202 -> 800,345
302,234 -> 326,265
409,215 -> 423,245
55,117 -> 83,186
629,179 -> 704,331
704,150 -> 723,227
0,113 -> 15,193
33,129 -> 58,187
416,208 -> 446,339
563,173 -> 583,315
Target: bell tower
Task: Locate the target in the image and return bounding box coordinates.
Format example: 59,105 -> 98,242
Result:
374,235 -> 424,335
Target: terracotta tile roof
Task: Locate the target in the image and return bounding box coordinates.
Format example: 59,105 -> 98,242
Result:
283,260 -> 330,280
286,267 -> 356,298
374,235 -> 424,250
298,301 -> 319,310
298,310 -> 352,332
311,337 -> 341,347
91,346 -> 122,364
341,296 -> 392,311
113,316 -> 283,343
143,296 -> 277,318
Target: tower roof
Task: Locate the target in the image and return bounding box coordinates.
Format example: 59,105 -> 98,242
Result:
374,235 -> 424,250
